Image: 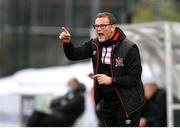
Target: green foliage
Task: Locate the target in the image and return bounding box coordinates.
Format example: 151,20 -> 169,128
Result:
162,0 -> 180,21
133,6 -> 155,23
132,0 -> 180,23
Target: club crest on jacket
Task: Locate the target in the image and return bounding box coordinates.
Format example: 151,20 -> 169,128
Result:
115,57 -> 124,67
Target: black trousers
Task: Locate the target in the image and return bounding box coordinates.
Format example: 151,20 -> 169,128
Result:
27,110 -> 73,127
103,108 -> 142,127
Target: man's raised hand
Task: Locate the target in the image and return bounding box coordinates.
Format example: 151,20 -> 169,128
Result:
59,27 -> 71,43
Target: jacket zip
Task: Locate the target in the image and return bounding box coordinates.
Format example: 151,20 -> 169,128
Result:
110,45 -> 129,118
92,42 -> 100,104
92,42 -> 99,76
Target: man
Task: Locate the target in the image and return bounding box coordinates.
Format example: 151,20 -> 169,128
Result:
59,12 -> 145,126
27,78 -> 86,127
139,82 -> 167,127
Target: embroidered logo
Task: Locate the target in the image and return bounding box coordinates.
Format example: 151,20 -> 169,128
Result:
115,57 -> 124,67
93,51 -> 96,55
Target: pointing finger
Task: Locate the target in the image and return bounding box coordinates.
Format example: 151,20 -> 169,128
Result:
61,27 -> 70,35
93,74 -> 101,78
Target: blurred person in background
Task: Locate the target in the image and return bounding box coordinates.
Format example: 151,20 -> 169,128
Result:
59,12 -> 145,127
139,82 -> 167,127
27,78 -> 86,127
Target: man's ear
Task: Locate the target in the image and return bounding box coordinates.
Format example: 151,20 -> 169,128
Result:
111,24 -> 116,31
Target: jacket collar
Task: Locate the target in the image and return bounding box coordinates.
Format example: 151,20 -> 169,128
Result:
99,27 -> 126,47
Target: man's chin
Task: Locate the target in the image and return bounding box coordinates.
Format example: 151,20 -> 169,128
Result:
98,38 -> 105,42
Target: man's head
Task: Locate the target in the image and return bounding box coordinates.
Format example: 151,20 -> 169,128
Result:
67,78 -> 79,90
93,12 -> 116,42
144,82 -> 159,99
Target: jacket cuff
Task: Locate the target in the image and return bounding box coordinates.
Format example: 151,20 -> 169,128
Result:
110,77 -> 112,85
112,77 -> 116,85
63,42 -> 72,46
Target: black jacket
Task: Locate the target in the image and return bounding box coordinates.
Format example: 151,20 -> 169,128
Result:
50,83 -> 85,125
63,27 -> 145,118
141,89 -> 167,126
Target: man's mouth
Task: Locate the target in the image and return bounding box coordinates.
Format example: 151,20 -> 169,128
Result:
98,33 -> 104,37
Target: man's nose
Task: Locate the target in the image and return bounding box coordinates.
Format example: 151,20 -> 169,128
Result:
97,26 -> 102,30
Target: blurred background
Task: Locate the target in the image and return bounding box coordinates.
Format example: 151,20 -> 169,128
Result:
0,0 -> 180,126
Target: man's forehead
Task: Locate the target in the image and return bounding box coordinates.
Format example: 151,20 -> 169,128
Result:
95,17 -> 109,23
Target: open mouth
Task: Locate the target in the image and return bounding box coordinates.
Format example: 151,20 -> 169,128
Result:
98,33 -> 104,37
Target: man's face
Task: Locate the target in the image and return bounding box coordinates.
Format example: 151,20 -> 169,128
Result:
94,17 -> 115,42
144,84 -> 156,99
67,79 -> 78,90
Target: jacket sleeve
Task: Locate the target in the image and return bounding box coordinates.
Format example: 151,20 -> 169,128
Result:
112,45 -> 142,87
63,40 -> 92,60
55,94 -> 84,113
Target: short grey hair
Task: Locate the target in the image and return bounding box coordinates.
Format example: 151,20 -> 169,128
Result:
96,12 -> 116,24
